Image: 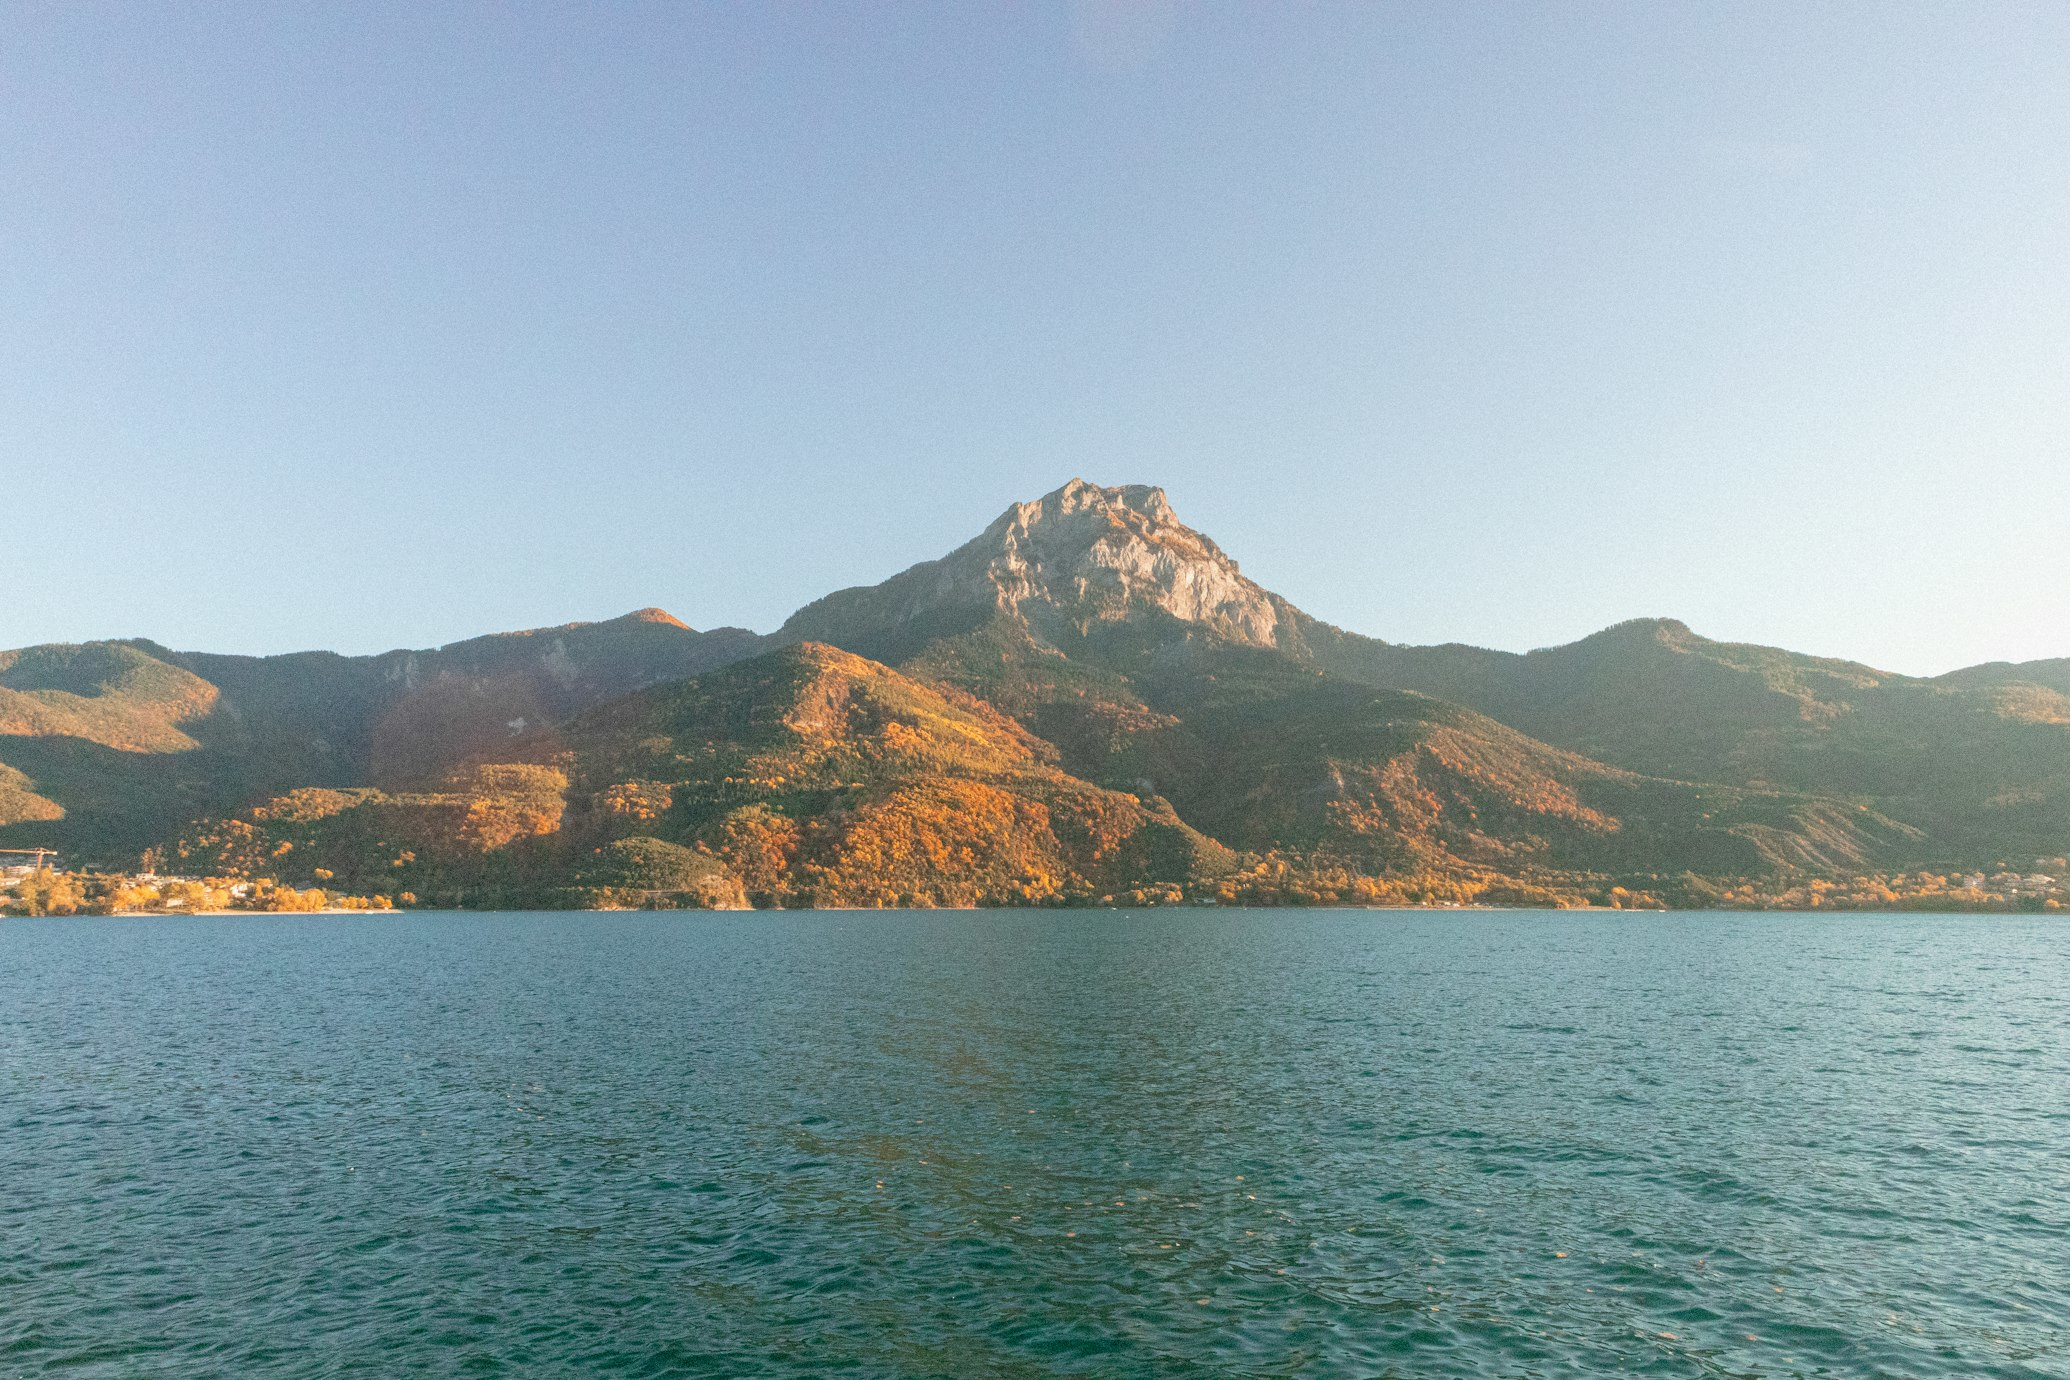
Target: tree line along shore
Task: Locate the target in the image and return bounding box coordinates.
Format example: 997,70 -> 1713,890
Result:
5,861 -> 2064,917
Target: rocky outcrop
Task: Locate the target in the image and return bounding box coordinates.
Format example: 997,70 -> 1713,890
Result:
780,478 -> 1282,654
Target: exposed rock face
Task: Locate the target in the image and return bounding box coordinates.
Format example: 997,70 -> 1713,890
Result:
17,472 -> 2070,886
782,478 -> 1282,651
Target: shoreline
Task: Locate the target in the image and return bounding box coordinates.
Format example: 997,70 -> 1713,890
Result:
10,902 -> 2057,919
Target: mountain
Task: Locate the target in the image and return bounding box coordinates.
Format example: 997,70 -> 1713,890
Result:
1291,617 -> 2070,861
1070,658 -> 1918,879
777,480 -> 2069,872
773,481 -> 1928,879
0,610 -> 763,858
553,642 -> 1232,905
780,478 -> 1290,662
166,606 -> 763,787
6,477 -> 2067,906
174,643 -> 1231,908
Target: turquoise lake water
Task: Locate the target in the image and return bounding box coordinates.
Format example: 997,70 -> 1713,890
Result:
2,910 -> 2065,1377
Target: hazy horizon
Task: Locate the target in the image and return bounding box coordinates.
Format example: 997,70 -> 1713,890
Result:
6,3 -> 2066,674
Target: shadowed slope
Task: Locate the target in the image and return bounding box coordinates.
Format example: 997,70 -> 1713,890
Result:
0,643 -> 226,839
1,611 -> 767,862
1293,616 -> 2070,859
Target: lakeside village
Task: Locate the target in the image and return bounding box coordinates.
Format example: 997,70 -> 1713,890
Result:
3,849 -> 2067,916
1,851 -> 398,916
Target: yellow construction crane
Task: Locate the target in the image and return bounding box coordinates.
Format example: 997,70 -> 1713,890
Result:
0,848 -> 60,871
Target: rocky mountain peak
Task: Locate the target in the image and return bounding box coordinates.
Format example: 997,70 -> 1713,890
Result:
946,478 -> 1281,645
777,478 -> 1285,654
999,477 -> 1178,531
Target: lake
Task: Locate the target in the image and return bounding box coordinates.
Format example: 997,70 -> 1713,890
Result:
2,910 -> 2065,1376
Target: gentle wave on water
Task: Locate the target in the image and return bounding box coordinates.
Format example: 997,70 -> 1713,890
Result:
2,910 -> 2065,1376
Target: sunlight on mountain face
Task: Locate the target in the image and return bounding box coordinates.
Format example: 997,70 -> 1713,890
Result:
5,481 -> 2066,914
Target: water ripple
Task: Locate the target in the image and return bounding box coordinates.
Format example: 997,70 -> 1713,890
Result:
2,910 -> 2066,1376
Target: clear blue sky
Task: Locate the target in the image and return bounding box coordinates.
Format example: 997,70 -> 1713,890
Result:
4,2 -> 2065,674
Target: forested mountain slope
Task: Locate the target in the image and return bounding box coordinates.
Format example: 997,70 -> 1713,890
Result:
5,479 -> 2064,899
0,611 -> 763,857
173,644 -> 1231,908
771,479 -> 2068,870
1290,615 -> 2070,860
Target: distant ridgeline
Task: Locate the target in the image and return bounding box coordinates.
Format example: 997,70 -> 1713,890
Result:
6,480 -> 2069,911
